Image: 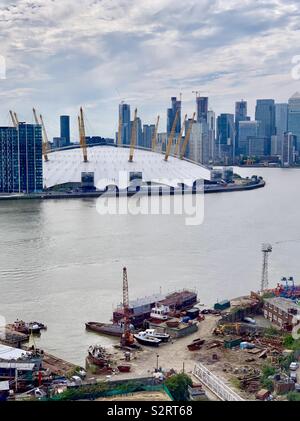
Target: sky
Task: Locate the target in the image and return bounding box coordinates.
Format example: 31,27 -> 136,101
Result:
0,0 -> 300,140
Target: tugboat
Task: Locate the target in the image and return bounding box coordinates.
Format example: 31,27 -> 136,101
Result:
13,320 -> 41,335
143,329 -> 170,343
150,305 -> 170,321
133,331 -> 162,347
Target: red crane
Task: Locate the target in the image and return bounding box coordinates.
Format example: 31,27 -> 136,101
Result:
121,267 -> 135,347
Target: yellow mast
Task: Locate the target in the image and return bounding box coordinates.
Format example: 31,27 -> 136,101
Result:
164,110 -> 179,161
180,112 -> 196,160
128,108 -> 138,163
174,113 -> 187,157
79,107 -> 88,162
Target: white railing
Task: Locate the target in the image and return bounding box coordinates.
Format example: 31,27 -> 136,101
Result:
193,363 -> 244,401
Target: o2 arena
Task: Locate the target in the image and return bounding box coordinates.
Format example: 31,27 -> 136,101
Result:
43,145 -> 211,191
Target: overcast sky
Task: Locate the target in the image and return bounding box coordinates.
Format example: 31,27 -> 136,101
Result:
0,0 -> 300,140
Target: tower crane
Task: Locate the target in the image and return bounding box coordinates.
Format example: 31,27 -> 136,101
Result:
9,110 -> 18,128
128,108 -> 138,163
120,267 -> 134,347
164,109 -> 179,162
151,115 -> 160,152
39,114 -> 49,162
78,107 -> 88,163
180,112 -> 196,160
174,114 -> 187,156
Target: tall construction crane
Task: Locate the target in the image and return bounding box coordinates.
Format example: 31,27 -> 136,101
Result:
9,110 -> 18,128
120,267 -> 134,347
151,115 -> 160,152
39,114 -> 49,162
164,110 -> 179,162
78,107 -> 88,163
180,112 -> 196,160
128,108 -> 138,163
174,114 -> 187,157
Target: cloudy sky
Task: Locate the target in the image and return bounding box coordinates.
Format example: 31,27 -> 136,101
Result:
0,0 -> 300,140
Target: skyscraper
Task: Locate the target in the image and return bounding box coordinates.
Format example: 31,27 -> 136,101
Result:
142,124 -> 155,149
207,110 -> 216,162
282,132 -> 296,166
60,115 -> 70,146
235,100 -> 248,153
274,103 -> 288,156
119,103 -> 131,145
196,97 -> 208,123
167,97 -> 181,134
288,92 -> 300,150
0,124 -> 43,193
216,114 -> 235,163
238,121 -> 266,157
255,99 -> 276,154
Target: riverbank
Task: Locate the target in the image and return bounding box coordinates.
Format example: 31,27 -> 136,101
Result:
0,179 -> 265,201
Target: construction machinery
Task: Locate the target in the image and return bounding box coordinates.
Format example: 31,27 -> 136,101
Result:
213,323 -> 242,336
180,112 -> 196,160
174,114 -> 187,156
164,110 -> 179,162
120,267 -> 135,347
32,109 -> 49,162
128,108 -> 138,163
151,115 -> 160,152
78,107 -> 88,163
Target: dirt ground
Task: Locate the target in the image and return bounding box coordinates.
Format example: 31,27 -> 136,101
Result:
97,391 -> 171,401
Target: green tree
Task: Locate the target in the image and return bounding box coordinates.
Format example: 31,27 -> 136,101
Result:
287,392 -> 300,401
165,373 -> 193,401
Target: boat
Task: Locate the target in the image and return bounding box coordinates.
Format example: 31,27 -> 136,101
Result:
150,304 -> 170,321
87,345 -> 111,367
187,338 -> 205,351
143,329 -> 170,342
13,320 -> 41,335
166,319 -> 180,328
117,364 -> 131,373
133,332 -> 162,347
85,322 -> 133,338
113,289 -> 198,328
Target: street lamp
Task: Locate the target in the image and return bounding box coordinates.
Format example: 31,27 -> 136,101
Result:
156,354 -> 159,371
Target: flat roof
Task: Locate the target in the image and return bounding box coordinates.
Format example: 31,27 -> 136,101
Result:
0,344 -> 30,361
265,297 -> 300,313
0,362 -> 35,370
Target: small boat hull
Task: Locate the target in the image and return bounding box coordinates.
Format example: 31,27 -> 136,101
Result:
117,365 -> 131,373
133,334 -> 161,347
86,322 -> 123,337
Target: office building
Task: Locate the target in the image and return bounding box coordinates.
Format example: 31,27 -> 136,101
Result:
282,132 -> 296,167
196,96 -> 208,123
238,121 -> 260,156
60,115 -> 70,146
255,99 -> 276,154
167,97 -> 181,134
216,114 -> 235,163
188,121 -> 210,165
288,92 -> 300,150
274,103 -> 288,155
119,103 -> 131,145
207,110 -> 216,162
0,124 -> 43,193
142,124 -> 155,149
235,100 -> 249,153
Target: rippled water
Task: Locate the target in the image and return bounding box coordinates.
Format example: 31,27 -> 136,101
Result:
0,167 -> 300,365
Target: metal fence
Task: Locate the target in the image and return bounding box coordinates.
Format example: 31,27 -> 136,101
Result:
193,363 -> 244,401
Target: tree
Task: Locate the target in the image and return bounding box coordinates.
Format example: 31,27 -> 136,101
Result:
165,373 -> 193,401
287,391 -> 300,401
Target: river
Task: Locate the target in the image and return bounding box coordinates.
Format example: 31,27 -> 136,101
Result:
0,167 -> 299,365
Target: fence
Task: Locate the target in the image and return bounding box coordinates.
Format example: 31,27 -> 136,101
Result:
193,363 -> 244,401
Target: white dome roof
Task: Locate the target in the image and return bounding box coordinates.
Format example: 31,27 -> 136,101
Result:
43,146 -> 211,189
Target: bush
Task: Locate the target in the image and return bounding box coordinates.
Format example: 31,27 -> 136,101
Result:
260,364 -> 275,392
51,382 -> 108,401
165,373 -> 193,401
287,391 -> 300,401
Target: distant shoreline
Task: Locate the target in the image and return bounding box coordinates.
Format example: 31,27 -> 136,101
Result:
0,180 -> 265,201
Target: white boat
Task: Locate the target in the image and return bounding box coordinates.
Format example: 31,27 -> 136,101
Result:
133,332 -> 162,347
144,329 -> 170,342
150,304 -> 170,321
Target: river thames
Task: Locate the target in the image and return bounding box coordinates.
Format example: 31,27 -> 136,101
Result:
0,167 -> 299,365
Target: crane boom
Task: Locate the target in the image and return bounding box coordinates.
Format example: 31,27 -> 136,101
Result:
39,114 -> 49,162
9,111 -> 18,128
180,112 -> 196,160
164,110 -> 179,161
174,113 -> 187,156
121,267 -> 134,347
79,107 -> 88,163
151,115 -> 160,152
128,108 -> 138,162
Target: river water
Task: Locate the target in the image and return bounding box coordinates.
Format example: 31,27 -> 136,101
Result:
0,167 -> 299,365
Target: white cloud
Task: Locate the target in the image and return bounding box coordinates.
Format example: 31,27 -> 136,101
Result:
0,0 -> 299,139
